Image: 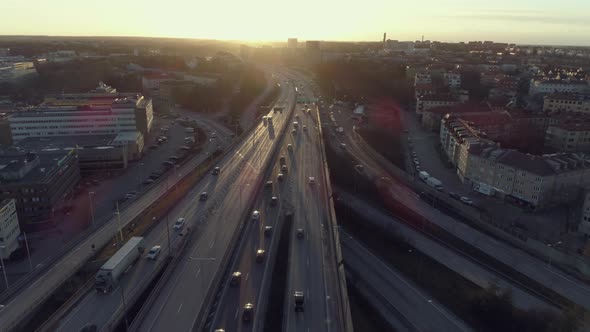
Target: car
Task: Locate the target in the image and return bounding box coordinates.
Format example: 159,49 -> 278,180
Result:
279,156 -> 286,164
340,143 -> 346,149
252,210 -> 260,220
460,197 -> 473,205
200,192 -> 208,201
297,228 -> 305,239
264,226 -> 273,237
230,271 -> 242,287
407,137 -> 412,142
308,177 -> 316,185
287,144 -> 293,151
265,180 -> 273,188
149,173 -> 161,180
242,303 -> 254,322
270,196 -> 278,206
277,173 -> 284,181
149,145 -> 158,150
303,125 -> 307,131
255,249 -> 265,263
415,165 -> 421,171
413,158 -> 420,165
160,136 -> 168,142
157,138 -> 163,144
281,164 -> 288,172
412,152 -> 417,157
169,156 -> 179,162
355,164 -> 364,172
292,129 -> 297,134
146,246 -> 161,260
294,291 -> 305,312
180,146 -> 191,151
449,192 -> 461,200
212,167 -> 220,175
174,217 -> 185,230
163,160 -> 174,167
125,192 -> 137,199
143,179 -> 155,185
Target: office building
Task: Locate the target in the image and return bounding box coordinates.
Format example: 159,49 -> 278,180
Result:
0,199 -> 21,260
0,151 -> 80,226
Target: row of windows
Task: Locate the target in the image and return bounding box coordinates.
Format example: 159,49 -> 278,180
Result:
12,123 -> 135,130
11,116 -> 135,124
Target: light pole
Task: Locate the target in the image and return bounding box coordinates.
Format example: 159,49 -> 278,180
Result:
547,241 -> 562,268
23,232 -> 33,272
0,246 -> 8,289
88,191 -> 95,227
114,202 -> 124,243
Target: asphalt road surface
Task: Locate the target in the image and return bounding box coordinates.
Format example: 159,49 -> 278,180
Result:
136,69 -> 297,332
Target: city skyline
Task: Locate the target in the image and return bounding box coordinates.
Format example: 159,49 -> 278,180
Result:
1,0 -> 590,46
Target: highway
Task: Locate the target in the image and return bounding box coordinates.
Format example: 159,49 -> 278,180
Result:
135,69 -> 297,331
341,229 -> 473,332
0,115 -> 228,331
322,104 -> 590,311
209,74 -> 345,332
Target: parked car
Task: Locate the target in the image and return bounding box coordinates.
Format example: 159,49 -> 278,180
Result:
449,192 -> 461,200
174,217 -> 186,230
460,197 -> 473,205
146,246 -> 161,260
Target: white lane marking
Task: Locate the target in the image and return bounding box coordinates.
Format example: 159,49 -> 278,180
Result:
209,239 -> 215,248
307,258 -> 310,267
177,303 -> 183,313
235,307 -> 240,319
194,268 -> 201,278
245,272 -> 249,281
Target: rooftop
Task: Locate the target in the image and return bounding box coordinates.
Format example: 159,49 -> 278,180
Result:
0,150 -> 76,185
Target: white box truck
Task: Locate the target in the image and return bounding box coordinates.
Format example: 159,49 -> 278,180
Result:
95,236 -> 145,293
418,171 -> 430,182
426,177 -> 444,191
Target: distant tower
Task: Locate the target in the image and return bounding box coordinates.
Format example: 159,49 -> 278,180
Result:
383,33 -> 386,45
421,35 -> 424,42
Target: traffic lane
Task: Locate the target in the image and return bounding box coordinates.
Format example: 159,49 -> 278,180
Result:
139,96 -> 294,330
340,235 -> 472,332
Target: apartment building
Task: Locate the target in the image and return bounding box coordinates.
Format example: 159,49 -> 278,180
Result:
545,122 -> 590,152
414,72 -> 432,86
443,72 -> 461,89
0,199 -> 21,259
416,93 -> 459,115
456,143 -> 590,207
0,151 -> 80,226
543,93 -> 590,114
529,79 -> 589,95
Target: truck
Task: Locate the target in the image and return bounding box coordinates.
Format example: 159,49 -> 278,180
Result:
418,171 -> 430,182
95,237 -> 145,293
425,177 -> 444,191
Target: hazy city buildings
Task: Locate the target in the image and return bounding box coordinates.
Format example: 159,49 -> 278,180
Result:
0,199 -> 21,259
529,79 -> 589,95
543,93 -> 590,114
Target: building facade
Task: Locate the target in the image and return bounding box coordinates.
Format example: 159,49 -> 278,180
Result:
444,72 -> 461,89
0,151 -> 80,226
416,94 -> 459,115
543,93 -> 590,114
545,123 -> 590,152
579,189 -> 590,237
0,199 -> 21,259
529,79 -> 589,95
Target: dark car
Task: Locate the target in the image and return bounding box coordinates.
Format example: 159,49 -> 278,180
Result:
264,226 -> 272,237
255,249 -> 265,263
448,192 -> 461,200
270,196 -> 278,206
212,167 -> 220,175
242,303 -> 254,322
230,271 -> 242,287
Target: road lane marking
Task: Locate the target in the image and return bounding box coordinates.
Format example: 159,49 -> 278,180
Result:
177,303 -> 183,313
209,239 -> 215,248
245,272 -> 249,281
307,258 -> 310,267
235,308 -> 239,319
195,268 -> 201,278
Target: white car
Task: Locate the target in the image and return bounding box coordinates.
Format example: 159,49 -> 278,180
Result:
174,217 -> 185,230
147,246 -> 161,260
252,210 -> 260,220
308,177 -> 316,185
460,197 -> 473,206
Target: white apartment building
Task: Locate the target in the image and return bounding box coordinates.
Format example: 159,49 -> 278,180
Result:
529,79 -> 589,95
444,72 -> 461,89
0,199 -> 21,260
543,93 -> 590,114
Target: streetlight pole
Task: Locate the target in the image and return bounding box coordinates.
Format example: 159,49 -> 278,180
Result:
0,246 -> 8,289
115,202 -> 124,243
23,232 -> 33,272
88,191 -> 95,227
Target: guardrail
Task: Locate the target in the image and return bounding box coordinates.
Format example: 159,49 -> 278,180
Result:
316,105 -> 354,332
193,84 -> 294,332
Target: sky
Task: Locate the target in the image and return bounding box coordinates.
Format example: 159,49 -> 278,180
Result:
2,0 -> 590,46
